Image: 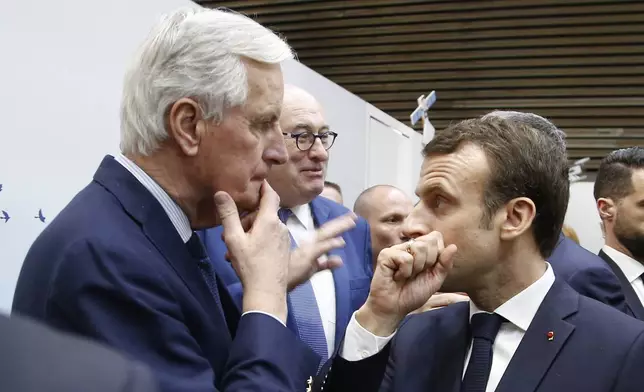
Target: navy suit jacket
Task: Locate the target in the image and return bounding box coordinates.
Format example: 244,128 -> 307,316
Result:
198,196 -> 373,352
317,279 -> 644,392
12,155 -> 320,392
599,249 -> 644,320
548,233 -> 630,315
1,314 -> 158,392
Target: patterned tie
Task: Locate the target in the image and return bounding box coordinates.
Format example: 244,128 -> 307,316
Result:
186,233 -> 223,313
461,313 -> 505,392
278,208 -> 329,361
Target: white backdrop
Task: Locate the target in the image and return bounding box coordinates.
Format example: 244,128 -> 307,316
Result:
0,0 -> 193,312
0,1 -> 422,312
565,181 -> 604,253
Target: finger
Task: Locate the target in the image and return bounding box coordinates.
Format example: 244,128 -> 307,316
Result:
435,244 -> 458,277
314,214 -> 357,241
391,250 -> 415,282
255,181 -> 281,221
316,255 -> 343,272
309,237 -> 346,260
424,292 -> 469,308
214,191 -> 244,242
407,239 -> 432,278
240,211 -> 258,232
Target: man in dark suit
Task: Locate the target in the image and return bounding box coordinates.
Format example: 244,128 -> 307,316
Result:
200,85 -> 373,365
1,313 -> 158,392
595,147 -> 644,320
12,6 -> 357,392
315,116 -> 644,392
483,110 -> 629,315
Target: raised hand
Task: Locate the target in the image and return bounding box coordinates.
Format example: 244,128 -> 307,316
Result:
214,181 -> 291,322
287,213 -> 357,290
355,231 -> 457,336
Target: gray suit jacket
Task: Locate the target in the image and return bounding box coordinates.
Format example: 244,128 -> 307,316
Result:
0,313 -> 158,392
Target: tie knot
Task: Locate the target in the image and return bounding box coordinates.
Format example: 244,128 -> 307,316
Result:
278,208 -> 292,224
470,313 -> 505,342
186,232 -> 208,260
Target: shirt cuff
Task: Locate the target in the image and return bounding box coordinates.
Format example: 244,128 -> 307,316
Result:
339,311 -> 396,361
242,311 -> 287,327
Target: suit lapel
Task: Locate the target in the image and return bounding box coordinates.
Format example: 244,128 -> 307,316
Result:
495,280 -> 577,392
93,156 -> 232,339
310,198 -> 351,348
599,250 -> 644,320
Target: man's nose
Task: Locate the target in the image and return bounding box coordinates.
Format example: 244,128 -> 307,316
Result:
265,125 -> 289,165
308,138 -> 329,162
401,208 -> 429,240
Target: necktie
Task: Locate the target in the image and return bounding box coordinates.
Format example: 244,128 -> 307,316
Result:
278,208 -> 329,361
461,313 -> 505,392
186,233 -> 223,313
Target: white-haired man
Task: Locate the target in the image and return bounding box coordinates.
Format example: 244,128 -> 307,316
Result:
12,6 -> 355,392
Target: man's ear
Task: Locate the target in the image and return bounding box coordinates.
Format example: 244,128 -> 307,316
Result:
597,198 -> 616,222
499,197 -> 536,241
167,98 -> 206,157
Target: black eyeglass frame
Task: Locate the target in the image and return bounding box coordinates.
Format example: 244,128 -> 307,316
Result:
282,131 -> 338,151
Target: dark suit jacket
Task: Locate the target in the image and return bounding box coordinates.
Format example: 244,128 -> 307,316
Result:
0,313 -> 157,392
599,249 -> 644,320
199,196 -> 373,353
317,279 -> 644,392
548,233 -> 630,315
12,155 -> 319,392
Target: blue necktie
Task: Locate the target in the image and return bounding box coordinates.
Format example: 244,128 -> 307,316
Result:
187,233 -> 223,314
278,208 -> 329,361
461,313 -> 505,392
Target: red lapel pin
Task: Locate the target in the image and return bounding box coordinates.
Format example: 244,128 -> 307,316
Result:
547,331 -> 555,341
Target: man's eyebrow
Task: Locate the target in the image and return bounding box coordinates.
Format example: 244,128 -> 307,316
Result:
292,123 -> 330,133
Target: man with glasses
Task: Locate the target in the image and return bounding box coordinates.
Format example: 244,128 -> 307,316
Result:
199,85 -> 373,367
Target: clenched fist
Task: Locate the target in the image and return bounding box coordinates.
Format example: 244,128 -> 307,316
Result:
355,231 -> 457,336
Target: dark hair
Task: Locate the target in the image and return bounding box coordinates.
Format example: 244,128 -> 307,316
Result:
422,116 -> 570,258
324,181 -> 342,195
594,147 -> 644,201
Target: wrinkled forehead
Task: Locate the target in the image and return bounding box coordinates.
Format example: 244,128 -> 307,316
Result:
416,144 -> 490,198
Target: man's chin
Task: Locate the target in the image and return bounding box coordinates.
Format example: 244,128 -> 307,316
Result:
234,191 -> 261,214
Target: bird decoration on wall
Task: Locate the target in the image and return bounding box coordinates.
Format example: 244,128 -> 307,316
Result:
569,157 -> 590,183
1,210 -> 9,223
34,209 -> 46,223
410,91 -> 437,145
0,184 -> 3,192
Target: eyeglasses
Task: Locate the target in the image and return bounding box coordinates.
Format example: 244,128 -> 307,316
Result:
282,131 -> 338,151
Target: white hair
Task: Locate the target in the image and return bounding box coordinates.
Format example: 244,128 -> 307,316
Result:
120,6 -> 294,156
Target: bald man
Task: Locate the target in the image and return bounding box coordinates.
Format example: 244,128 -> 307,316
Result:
354,185 -> 414,262
321,181 -> 343,204
199,85 -> 373,365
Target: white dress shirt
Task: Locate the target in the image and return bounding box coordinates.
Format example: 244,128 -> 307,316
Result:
603,245 -> 644,306
114,153 -> 284,325
341,264 -> 556,392
285,204 -> 337,355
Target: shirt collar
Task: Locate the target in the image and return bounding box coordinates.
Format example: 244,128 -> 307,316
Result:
469,263 -> 555,332
603,245 -> 644,283
114,153 -> 192,243
288,203 -> 314,231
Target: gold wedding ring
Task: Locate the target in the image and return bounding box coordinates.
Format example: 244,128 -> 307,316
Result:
406,239 -> 415,256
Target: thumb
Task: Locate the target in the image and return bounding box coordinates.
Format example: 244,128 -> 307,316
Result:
214,191 -> 244,241
435,244 -> 457,277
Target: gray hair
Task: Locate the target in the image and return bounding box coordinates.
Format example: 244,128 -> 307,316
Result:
483,110 -> 567,152
120,6 -> 294,156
